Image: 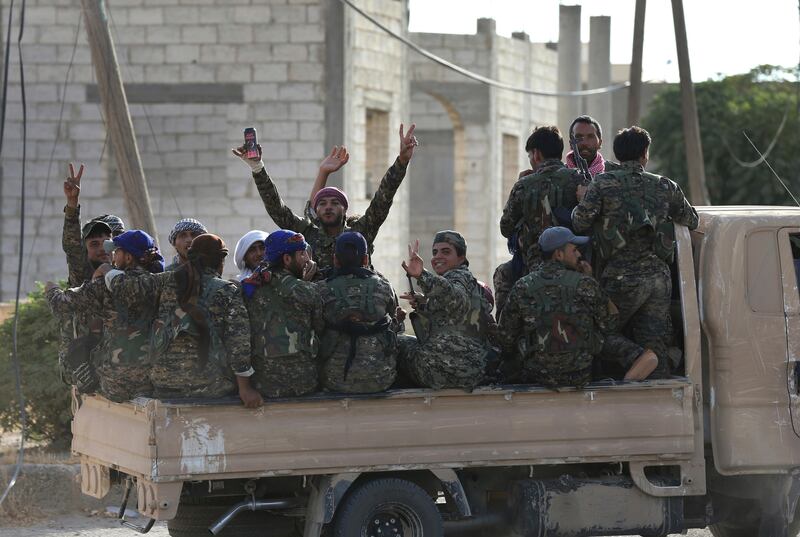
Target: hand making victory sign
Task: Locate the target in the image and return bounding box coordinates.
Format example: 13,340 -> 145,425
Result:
64,162 -> 84,209
398,123 -> 419,166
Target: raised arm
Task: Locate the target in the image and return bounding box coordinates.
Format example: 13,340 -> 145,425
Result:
571,181 -> 603,234
309,146 -> 350,204
62,163 -> 91,286
354,124 -> 416,243
232,142 -> 308,231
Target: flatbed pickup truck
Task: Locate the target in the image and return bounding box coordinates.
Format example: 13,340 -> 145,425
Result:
72,208 -> 800,537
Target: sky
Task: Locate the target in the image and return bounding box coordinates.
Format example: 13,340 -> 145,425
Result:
408,0 -> 800,83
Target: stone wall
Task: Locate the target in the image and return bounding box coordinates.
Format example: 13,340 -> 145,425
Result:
1,0 -> 408,298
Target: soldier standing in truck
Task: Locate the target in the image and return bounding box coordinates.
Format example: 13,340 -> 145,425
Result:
572,126 -> 699,376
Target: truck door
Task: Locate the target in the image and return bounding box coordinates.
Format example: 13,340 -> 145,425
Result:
776,228 -> 800,445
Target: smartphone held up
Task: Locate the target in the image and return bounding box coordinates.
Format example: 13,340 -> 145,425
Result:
244,127 -> 259,160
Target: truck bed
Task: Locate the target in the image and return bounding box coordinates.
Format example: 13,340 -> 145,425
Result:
72,379 -> 697,483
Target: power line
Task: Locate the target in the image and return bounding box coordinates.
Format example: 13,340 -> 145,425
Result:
0,0 -> 28,508
339,0 -> 630,98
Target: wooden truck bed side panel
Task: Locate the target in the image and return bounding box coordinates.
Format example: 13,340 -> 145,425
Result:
145,383 -> 696,481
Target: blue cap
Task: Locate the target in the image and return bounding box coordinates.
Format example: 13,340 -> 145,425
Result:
264,230 -> 308,263
335,231 -> 367,257
538,226 -> 590,253
103,230 -> 156,259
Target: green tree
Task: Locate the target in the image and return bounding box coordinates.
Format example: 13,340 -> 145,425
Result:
643,65 -> 800,205
0,284 -> 72,448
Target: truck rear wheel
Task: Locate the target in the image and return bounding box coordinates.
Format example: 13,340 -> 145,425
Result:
333,477 -> 443,537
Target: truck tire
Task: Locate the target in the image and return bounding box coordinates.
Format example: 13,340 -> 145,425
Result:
167,501 -> 299,537
333,477 -> 443,537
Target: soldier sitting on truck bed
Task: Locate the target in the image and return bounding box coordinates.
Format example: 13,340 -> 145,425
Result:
45,230 -> 164,402
497,227 -> 658,388
106,234 -> 263,408
242,230 -> 324,398
572,126 -> 699,377
317,232 -> 402,394
397,231 -> 494,390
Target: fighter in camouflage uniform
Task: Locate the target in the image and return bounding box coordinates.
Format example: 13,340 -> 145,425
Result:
317,232 -> 401,393
500,126 -> 586,270
107,234 -> 262,408
572,127 -> 699,377
59,163 -> 125,389
242,230 -> 323,398
497,227 -> 657,388
397,231 -> 493,390
46,230 -> 163,402
232,123 -> 418,276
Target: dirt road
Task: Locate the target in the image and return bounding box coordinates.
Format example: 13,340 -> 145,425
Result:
1,515 -> 715,537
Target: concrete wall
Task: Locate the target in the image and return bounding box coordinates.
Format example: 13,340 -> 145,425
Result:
1,0 -> 408,298
408,22 -> 558,285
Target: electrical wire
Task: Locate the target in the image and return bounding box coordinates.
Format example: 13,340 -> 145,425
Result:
339,0 -> 630,98
22,13 -> 82,281
0,0 -> 28,508
722,105 -> 789,169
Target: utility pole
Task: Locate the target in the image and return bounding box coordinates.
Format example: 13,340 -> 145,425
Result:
81,0 -> 159,237
627,0 -> 646,125
671,0 -> 710,205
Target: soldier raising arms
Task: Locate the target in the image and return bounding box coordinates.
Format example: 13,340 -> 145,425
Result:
232,124 -> 418,276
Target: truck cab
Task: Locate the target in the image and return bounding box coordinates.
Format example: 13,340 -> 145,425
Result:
72,207 -> 800,537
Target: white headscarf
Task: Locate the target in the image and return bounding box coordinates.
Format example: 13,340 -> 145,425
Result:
234,230 -> 269,281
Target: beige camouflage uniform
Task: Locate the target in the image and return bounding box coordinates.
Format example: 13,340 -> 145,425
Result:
108,268 -> 253,398
46,266 -> 156,402
251,159 -> 407,274
500,159 -> 584,270
398,265 -> 492,390
317,269 -> 400,393
572,161 -> 699,376
244,268 -> 323,398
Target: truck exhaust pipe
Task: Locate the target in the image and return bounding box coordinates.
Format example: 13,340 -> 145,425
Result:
208,497 -> 296,535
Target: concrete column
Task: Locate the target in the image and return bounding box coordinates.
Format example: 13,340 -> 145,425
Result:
587,16 -> 612,139
557,5 -> 582,131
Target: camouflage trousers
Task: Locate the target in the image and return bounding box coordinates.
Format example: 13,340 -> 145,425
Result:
397,333 -> 488,390
150,352 -> 236,399
601,267 -> 672,377
96,364 -> 153,403
596,333 -> 646,379
516,351 -> 594,389
252,353 -> 318,398
320,334 -> 397,394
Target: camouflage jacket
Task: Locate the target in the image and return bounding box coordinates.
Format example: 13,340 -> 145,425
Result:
412,265 -> 492,342
244,268 -> 323,360
492,258 -> 525,320
108,267 -> 253,379
317,270 -> 399,352
572,161 -> 699,277
499,159 -> 584,268
252,158 -> 408,273
63,204 -> 94,286
497,260 -> 617,376
46,266 -> 159,371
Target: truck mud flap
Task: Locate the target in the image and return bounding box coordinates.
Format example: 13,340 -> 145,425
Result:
510,475 -> 683,537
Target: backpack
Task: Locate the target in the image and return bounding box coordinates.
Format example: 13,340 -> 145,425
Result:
520,270 -> 599,358
594,169 -> 676,262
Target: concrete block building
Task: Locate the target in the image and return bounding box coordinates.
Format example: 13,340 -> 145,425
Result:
1,0 -> 620,299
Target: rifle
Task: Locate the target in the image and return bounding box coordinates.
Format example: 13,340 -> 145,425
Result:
406,274 -> 430,342
569,134 -> 592,185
